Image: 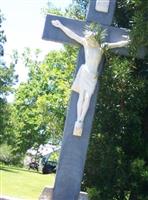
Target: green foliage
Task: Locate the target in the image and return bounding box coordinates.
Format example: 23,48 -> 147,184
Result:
0,11 -> 16,96
0,143 -> 13,164
45,0 -> 89,20
0,59 -> 17,96
65,0 -> 89,20
0,11 -> 18,144
84,22 -> 107,44
83,54 -> 148,199
0,10 -> 6,45
115,0 -> 148,55
87,187 -> 101,200
42,1 -> 64,16
0,143 -> 21,165
48,151 -> 60,162
10,47 -> 76,153
130,1 -> 148,54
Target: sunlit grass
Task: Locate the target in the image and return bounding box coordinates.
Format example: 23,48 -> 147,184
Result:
0,164 -> 55,200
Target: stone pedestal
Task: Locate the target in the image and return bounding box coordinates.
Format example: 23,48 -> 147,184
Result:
39,186 -> 88,200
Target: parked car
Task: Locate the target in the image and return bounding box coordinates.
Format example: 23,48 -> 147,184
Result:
42,160 -> 57,174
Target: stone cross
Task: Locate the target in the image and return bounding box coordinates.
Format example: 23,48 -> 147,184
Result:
40,0 -> 146,200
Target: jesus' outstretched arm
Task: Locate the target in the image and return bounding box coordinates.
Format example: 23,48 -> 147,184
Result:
51,20 -> 84,45
102,37 -> 130,49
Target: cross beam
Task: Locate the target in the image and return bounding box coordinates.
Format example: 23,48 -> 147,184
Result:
43,15 -> 146,59
43,14 -> 130,54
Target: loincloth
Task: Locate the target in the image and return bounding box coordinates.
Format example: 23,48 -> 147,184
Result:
71,64 -> 98,95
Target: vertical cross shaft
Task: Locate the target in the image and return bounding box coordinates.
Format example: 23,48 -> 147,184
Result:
51,1 -> 117,200
41,1 -> 146,199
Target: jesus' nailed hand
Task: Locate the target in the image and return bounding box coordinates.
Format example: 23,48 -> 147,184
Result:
51,20 -> 130,137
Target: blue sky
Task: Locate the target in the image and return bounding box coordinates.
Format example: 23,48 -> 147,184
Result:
0,0 -> 71,101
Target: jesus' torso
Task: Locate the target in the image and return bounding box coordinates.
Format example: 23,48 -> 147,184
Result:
83,42 -> 103,75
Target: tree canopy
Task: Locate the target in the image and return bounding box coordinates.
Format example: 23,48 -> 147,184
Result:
9,47 -> 76,153
0,10 -> 18,144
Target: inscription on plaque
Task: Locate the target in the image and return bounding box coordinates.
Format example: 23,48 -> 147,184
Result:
95,0 -> 110,13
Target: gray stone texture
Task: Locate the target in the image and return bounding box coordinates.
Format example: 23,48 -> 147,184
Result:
42,0 -> 116,199
39,187 -> 88,200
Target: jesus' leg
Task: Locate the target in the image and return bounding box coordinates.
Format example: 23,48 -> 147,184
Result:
73,91 -> 91,136
73,91 -> 84,136
79,92 -> 91,122
77,91 -> 85,121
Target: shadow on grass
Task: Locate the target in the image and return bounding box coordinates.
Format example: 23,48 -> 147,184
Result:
0,165 -> 42,174
0,166 -> 18,173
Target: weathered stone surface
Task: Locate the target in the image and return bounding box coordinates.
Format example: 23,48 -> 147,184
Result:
42,1 -> 116,200
39,187 -> 88,200
39,187 -> 53,200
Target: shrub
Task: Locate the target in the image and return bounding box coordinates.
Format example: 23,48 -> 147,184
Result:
0,143 -> 23,165
0,143 -> 13,164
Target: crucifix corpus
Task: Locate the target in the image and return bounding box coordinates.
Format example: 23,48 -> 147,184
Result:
40,0 -> 146,200
51,19 -> 129,136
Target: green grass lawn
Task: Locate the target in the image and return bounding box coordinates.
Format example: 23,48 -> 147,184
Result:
0,164 -> 55,200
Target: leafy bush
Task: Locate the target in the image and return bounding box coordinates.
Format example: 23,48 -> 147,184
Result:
0,143 -> 13,164
87,187 -> 101,200
0,143 -> 23,165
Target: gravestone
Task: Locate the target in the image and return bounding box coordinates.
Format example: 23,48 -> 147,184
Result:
40,0 -> 146,199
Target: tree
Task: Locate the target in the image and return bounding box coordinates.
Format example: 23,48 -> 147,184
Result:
83,54 -> 148,199
65,0 -> 89,20
11,47 -> 76,153
0,10 -> 18,144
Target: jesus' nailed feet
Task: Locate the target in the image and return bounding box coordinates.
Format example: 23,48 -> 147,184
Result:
73,121 -> 83,136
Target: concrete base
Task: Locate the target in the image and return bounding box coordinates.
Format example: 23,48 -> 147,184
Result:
39,186 -> 88,200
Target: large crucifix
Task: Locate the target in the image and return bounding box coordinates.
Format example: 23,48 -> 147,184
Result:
40,0 -> 145,199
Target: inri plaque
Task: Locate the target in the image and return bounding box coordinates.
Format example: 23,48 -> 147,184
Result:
95,0 -> 110,13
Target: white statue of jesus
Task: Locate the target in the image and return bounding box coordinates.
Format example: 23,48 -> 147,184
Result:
52,20 -> 130,136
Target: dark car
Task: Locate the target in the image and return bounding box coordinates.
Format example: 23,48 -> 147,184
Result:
42,160 -> 57,174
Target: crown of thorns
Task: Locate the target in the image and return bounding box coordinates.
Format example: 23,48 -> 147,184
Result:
84,22 -> 107,43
